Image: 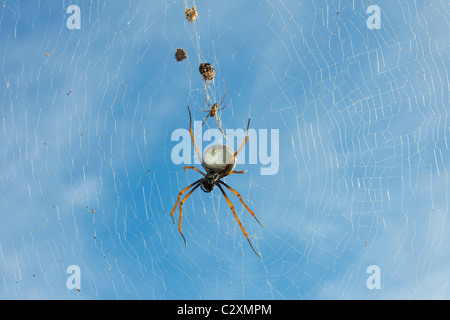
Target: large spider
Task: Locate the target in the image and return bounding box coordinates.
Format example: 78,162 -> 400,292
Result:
169,106 -> 264,257
200,84 -> 228,137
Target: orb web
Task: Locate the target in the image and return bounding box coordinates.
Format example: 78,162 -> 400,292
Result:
0,0 -> 448,299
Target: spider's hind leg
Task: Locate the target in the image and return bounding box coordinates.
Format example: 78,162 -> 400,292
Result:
219,181 -> 265,228
215,114 -> 226,138
217,184 -> 261,258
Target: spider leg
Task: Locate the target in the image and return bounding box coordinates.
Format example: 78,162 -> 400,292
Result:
217,83 -> 227,109
204,99 -> 211,110
204,88 -> 212,109
201,111 -> 212,127
217,184 -> 261,258
188,106 -> 207,171
199,106 -> 211,112
183,166 -> 205,176
221,118 -> 250,177
215,114 -> 226,137
199,94 -> 211,112
222,170 -> 247,177
219,181 -> 265,228
178,182 -> 202,245
169,178 -> 202,224
217,102 -> 227,112
235,118 -> 250,156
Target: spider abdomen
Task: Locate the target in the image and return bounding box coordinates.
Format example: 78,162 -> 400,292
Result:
202,144 -> 236,175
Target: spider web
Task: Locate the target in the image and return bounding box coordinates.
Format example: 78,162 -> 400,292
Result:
0,0 -> 449,299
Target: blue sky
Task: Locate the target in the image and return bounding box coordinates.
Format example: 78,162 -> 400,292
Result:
0,0 -> 449,299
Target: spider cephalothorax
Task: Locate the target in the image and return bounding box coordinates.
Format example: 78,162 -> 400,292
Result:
201,171 -> 220,193
168,106 -> 264,257
209,103 -> 219,117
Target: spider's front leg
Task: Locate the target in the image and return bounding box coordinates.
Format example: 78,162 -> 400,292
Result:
223,170 -> 247,177
177,183 -> 202,245
214,114 -> 226,137
201,111 -> 213,127
183,166 -> 205,176
169,179 -> 202,223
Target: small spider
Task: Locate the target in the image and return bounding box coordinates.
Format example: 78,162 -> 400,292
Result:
169,106 -> 264,257
201,84 -> 228,136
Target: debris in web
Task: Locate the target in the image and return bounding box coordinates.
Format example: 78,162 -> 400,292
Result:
199,62 -> 215,82
175,48 -> 187,62
185,6 -> 198,23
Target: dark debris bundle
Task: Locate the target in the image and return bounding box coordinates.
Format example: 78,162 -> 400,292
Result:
175,48 -> 187,62
199,63 -> 215,82
185,6 -> 198,23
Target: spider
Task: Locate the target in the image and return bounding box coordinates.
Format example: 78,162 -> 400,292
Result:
201,84 -> 228,137
169,106 -> 264,257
